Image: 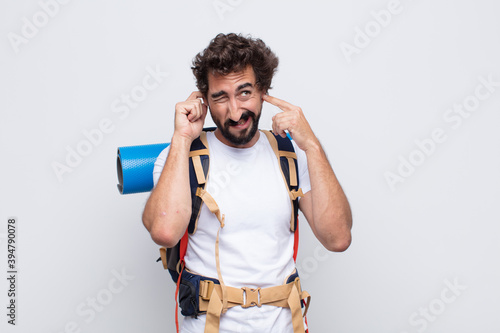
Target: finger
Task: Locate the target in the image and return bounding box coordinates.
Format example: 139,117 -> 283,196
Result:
200,102 -> 208,122
186,100 -> 203,122
186,91 -> 204,101
262,94 -> 294,111
186,107 -> 197,122
190,100 -> 208,123
272,115 -> 287,138
273,111 -> 296,123
273,112 -> 294,129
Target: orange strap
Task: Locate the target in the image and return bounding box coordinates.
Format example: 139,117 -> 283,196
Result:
192,155 -> 207,184
174,264 -> 184,333
159,247 -> 168,269
196,188 -> 225,227
194,187 -> 227,332
200,276 -> 311,333
174,230 -> 189,333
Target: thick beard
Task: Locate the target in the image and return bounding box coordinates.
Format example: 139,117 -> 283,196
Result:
213,110 -> 261,146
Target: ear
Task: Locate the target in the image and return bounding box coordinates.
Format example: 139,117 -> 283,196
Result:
260,90 -> 268,101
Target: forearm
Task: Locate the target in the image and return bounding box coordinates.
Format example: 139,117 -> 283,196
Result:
142,135 -> 193,247
262,94 -> 352,251
304,142 -> 352,251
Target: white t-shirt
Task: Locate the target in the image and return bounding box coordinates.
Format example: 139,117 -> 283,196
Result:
153,131 -> 311,333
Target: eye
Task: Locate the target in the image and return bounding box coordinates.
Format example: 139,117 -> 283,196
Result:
213,96 -> 228,103
238,90 -> 252,100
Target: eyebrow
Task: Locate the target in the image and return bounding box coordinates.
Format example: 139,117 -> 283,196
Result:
211,90 -> 226,99
236,82 -> 253,91
210,82 -> 254,99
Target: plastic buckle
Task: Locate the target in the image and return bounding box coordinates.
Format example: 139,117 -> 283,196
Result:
241,287 -> 261,308
195,187 -> 203,197
201,280 -> 214,301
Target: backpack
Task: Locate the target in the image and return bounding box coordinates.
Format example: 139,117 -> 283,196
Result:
157,127 -> 303,281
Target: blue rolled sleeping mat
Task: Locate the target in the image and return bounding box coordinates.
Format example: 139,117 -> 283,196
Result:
116,143 -> 170,194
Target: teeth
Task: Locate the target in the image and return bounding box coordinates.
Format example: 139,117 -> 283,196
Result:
238,119 -> 245,125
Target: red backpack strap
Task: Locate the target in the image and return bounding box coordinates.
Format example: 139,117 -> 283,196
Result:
174,230 -> 189,332
293,218 -> 299,262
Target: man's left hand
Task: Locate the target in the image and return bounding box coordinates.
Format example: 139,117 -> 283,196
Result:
263,94 -> 320,152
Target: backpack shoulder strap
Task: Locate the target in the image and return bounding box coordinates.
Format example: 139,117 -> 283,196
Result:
261,130 -> 303,263
187,130 -> 211,234
159,128 -> 216,281
261,130 -> 303,232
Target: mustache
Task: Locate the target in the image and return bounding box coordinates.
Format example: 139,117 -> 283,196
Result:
226,112 -> 255,126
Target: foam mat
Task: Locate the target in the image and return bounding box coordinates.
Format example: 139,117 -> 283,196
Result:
116,143 -> 169,194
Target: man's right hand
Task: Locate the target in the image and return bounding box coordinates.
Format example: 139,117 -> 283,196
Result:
143,91 -> 207,247
174,91 -> 208,142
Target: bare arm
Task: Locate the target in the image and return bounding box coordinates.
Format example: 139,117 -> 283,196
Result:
263,94 -> 352,252
142,92 -> 207,248
297,144 -> 352,252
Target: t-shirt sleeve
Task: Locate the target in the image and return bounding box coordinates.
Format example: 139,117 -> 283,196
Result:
152,146 -> 171,187
291,140 -> 311,196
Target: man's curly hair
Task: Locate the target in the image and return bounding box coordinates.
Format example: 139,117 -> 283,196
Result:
192,33 -> 279,96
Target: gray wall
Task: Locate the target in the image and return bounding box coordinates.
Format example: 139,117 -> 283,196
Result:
1,0 -> 499,332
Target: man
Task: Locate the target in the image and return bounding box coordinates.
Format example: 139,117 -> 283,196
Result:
142,33 -> 352,333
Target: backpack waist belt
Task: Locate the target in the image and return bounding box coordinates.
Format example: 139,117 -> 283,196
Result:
197,274 -> 310,333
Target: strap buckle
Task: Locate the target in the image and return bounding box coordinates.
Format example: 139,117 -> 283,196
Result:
241,287 -> 262,308
200,280 -> 215,301
289,188 -> 304,200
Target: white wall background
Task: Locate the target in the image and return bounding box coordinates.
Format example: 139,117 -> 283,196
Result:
1,0 -> 499,332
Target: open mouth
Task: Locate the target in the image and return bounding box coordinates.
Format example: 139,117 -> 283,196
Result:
218,110 -> 260,146
228,113 -> 251,129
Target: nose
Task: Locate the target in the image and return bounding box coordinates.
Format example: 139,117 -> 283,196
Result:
228,98 -> 243,122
